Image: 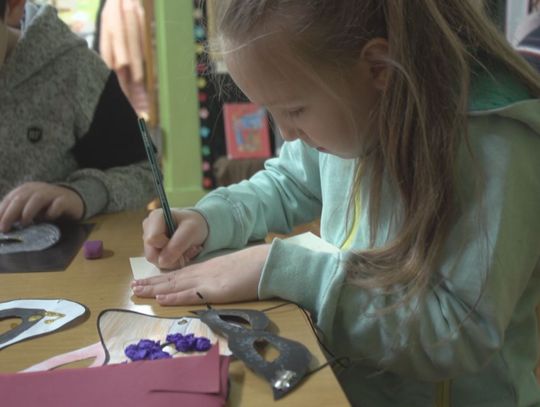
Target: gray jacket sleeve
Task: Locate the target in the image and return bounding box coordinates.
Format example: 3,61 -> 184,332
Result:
64,48 -> 154,218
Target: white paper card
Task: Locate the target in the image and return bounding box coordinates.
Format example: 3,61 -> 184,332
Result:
129,257 -> 161,280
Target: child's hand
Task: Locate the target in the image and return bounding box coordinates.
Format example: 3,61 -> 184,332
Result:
142,208 -> 209,269
131,244 -> 270,305
0,182 -> 84,232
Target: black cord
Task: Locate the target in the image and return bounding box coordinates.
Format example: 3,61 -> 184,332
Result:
259,301 -> 294,313
196,291 -> 212,310
306,356 -> 352,376
262,300 -> 351,370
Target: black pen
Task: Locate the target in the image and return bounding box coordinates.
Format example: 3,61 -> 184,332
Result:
138,118 -> 177,238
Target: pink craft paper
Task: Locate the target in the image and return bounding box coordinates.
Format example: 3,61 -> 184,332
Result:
21,342 -> 106,372
1,345 -> 229,407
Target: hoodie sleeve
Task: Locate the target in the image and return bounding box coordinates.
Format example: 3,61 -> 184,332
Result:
194,140 -> 323,255
259,113 -> 540,380
65,50 -> 154,218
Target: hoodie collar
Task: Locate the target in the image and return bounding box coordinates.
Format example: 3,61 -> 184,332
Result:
468,60 -> 540,135
1,3 -> 85,89
469,60 -> 534,112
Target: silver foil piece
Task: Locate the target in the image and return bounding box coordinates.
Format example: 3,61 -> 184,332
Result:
0,223 -> 61,254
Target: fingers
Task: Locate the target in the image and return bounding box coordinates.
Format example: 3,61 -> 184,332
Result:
0,192 -> 12,230
158,224 -> 196,268
143,244 -> 161,267
131,271 -> 173,288
142,213 -> 170,266
43,188 -> 84,221
131,271 -> 196,297
131,279 -> 175,297
143,210 -> 180,268
0,195 -> 24,232
133,278 -> 206,306
143,233 -> 170,266
0,183 -> 82,232
44,198 -> 65,220
142,210 -> 168,246
0,189 -> 45,231
131,266 -> 208,305
156,289 -> 202,306
21,193 -> 50,224
132,245 -> 268,307
142,209 -> 207,270
156,245 -> 202,270
184,245 -> 203,261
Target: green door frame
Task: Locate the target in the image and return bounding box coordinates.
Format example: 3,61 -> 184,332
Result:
154,0 -> 206,206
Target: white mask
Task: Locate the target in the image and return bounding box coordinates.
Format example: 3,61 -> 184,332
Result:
0,299 -> 88,350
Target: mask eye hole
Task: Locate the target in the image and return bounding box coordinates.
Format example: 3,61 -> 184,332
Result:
254,338 -> 281,363
218,315 -> 252,329
0,316 -> 22,335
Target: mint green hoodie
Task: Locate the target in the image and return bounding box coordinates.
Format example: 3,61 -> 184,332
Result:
195,70 -> 540,406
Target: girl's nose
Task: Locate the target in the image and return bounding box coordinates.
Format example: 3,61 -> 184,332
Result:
279,127 -> 299,142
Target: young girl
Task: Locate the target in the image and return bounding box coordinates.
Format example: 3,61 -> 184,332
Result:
133,0 -> 540,405
0,0 -> 154,232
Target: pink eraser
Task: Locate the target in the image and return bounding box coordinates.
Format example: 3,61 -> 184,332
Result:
83,240 -> 103,259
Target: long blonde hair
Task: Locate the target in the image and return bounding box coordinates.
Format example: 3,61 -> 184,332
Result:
214,0 -> 540,303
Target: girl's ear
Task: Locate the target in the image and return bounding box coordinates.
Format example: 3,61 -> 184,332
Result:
359,38 -> 390,90
5,0 -> 25,28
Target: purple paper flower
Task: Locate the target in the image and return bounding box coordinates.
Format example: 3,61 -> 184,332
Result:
124,339 -> 171,361
194,337 -> 211,351
166,333 -> 212,352
166,333 -> 185,345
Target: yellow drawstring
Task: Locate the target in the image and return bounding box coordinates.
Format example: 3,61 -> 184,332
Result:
435,380 -> 451,407
340,193 -> 361,251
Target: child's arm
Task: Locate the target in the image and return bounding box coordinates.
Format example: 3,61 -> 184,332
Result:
134,140 -> 324,297
192,140 -> 324,256
61,161 -> 154,219
259,118 -> 540,380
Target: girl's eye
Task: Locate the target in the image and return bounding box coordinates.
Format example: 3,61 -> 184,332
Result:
288,108 -> 305,118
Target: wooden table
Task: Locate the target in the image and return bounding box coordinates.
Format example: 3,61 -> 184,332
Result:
0,210 -> 349,406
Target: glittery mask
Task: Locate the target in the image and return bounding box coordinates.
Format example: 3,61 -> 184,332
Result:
194,308 -> 312,400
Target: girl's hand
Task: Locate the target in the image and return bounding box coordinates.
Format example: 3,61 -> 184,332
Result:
0,182 -> 84,232
131,244 -> 270,305
142,208 -> 209,269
